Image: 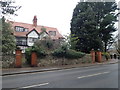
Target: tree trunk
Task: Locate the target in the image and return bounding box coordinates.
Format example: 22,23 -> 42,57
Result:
104,42 -> 107,52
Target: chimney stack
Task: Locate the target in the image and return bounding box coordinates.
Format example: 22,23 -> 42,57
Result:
33,15 -> 37,27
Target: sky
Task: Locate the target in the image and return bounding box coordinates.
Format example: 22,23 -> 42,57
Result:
11,0 -> 80,36
11,0 -> 119,36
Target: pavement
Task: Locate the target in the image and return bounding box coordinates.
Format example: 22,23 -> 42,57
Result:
1,59 -> 119,76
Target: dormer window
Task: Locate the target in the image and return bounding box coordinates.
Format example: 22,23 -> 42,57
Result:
15,26 -> 28,32
25,28 -> 28,32
49,31 -> 56,36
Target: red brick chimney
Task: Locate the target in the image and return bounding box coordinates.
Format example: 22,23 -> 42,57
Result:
33,15 -> 37,27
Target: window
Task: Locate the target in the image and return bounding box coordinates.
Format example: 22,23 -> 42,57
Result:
29,37 -> 37,43
29,37 -> 32,43
32,38 -> 37,42
16,37 -> 27,46
49,31 -> 56,36
25,28 -> 28,32
15,26 -> 28,32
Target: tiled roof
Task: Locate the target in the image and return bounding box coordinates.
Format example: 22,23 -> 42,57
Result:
10,21 -> 63,39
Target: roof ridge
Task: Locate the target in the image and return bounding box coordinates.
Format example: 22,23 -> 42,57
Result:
11,21 -> 57,29
10,21 -> 32,25
41,25 -> 57,29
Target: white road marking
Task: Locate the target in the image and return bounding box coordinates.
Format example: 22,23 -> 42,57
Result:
78,71 -> 110,79
20,83 -> 49,88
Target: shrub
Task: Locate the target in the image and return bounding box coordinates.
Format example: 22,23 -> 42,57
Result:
52,45 -> 85,59
52,47 -> 67,58
102,52 -> 110,60
25,46 -> 46,64
33,46 -> 47,58
81,59 -> 86,63
2,54 -> 15,68
34,39 -> 54,51
25,48 -> 32,64
66,49 -> 85,59
87,59 -> 92,63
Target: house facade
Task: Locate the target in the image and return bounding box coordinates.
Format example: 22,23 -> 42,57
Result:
10,16 -> 63,53
26,29 -> 39,47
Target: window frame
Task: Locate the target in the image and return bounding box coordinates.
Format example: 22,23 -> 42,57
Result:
15,26 -> 28,32
49,31 -> 56,36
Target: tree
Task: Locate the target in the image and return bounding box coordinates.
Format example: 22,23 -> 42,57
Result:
71,2 -> 102,53
117,41 -> 120,54
63,34 -> 79,50
98,2 -> 118,52
0,0 -> 21,16
70,1 -> 118,53
115,39 -> 120,54
0,0 -> 21,54
107,34 -> 118,50
1,17 -> 16,54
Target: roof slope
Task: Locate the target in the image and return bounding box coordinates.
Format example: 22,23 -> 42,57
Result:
10,21 -> 63,39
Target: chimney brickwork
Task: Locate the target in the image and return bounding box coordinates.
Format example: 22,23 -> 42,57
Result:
33,15 -> 37,27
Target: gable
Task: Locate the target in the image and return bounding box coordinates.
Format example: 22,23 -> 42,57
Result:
40,31 -> 50,39
27,29 -> 39,38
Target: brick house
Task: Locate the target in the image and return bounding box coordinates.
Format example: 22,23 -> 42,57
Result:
10,16 -> 63,53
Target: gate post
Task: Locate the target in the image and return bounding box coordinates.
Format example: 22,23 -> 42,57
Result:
91,49 -> 95,63
31,52 -> 37,67
97,50 -> 102,63
15,49 -> 22,68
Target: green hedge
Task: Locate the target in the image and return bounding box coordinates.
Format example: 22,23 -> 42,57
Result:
52,45 -> 85,59
66,49 -> 85,59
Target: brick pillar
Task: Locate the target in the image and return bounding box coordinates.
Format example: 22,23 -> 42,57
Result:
91,49 -> 95,63
15,49 -> 22,68
31,52 -> 37,67
97,51 -> 102,63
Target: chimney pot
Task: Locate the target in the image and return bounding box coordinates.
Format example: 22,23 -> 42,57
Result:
33,15 -> 37,27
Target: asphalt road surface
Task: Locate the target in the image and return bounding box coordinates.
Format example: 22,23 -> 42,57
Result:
2,63 -> 119,89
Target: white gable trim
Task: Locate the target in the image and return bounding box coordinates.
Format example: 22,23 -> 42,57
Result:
27,30 -> 39,38
27,30 -> 39,46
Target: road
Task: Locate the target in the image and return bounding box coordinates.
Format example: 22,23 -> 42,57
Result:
2,63 -> 118,89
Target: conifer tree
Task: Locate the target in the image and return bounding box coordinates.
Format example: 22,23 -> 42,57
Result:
71,1 -> 118,53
